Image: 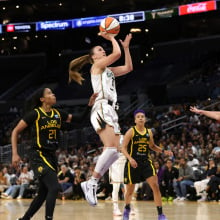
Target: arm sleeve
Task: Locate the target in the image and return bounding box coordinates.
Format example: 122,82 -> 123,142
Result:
22,110 -> 38,125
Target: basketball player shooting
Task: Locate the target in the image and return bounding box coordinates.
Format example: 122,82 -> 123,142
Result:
68,22 -> 133,206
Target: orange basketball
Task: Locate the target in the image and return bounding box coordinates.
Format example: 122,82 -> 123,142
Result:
99,17 -> 120,36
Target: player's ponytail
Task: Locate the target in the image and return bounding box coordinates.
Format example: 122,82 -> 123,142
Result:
68,54 -> 92,85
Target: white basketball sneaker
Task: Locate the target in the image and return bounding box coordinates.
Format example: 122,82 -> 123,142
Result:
130,206 -> 135,215
113,207 -> 122,216
113,203 -> 122,216
81,180 -> 98,206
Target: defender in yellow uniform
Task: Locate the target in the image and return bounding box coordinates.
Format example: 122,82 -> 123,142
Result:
122,109 -> 173,220
12,88 -> 97,220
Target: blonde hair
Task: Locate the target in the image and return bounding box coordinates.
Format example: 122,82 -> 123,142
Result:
68,54 -> 92,85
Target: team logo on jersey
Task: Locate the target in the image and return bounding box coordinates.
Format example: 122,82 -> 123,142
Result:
124,177 -> 128,183
107,71 -> 113,77
38,166 -> 43,173
54,114 -> 59,118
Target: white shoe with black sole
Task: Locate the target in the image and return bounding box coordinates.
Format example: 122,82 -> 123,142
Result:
81,181 -> 97,206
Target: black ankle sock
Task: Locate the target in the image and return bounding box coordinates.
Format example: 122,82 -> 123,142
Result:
157,206 -> 163,215
125,204 -> 130,210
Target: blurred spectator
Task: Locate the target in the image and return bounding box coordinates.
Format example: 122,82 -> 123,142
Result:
58,164 -> 74,193
58,150 -> 67,166
187,154 -> 200,168
187,142 -> 198,157
0,169 -> 7,193
72,167 -> 86,199
212,139 -> 220,157
2,166 -> 11,186
173,157 -> 195,201
1,166 -> 33,199
153,161 -> 164,185
194,157 -> 217,201
205,164 -> 220,201
160,159 -> 179,201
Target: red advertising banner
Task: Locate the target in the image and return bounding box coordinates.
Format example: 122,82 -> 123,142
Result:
179,0 -> 216,16
6,24 -> 14,32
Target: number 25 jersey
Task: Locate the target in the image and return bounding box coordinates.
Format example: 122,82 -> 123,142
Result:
127,126 -> 151,161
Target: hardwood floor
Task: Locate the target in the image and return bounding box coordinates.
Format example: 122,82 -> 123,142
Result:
0,199 -> 220,220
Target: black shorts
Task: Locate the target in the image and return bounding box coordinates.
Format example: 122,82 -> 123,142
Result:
30,150 -> 57,178
124,159 -> 156,184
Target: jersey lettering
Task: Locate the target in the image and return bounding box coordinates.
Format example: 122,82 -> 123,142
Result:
127,126 -> 150,159
33,108 -> 61,150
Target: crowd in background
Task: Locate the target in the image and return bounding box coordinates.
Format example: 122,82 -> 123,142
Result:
0,99 -> 220,202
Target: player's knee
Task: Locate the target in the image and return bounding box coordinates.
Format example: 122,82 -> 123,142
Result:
126,191 -> 133,197
49,182 -> 60,194
150,182 -> 159,191
125,188 -> 134,197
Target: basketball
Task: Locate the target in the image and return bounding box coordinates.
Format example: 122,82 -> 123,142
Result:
99,17 -> 120,36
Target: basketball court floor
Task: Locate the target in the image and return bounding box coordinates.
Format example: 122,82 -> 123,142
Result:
1,199 -> 219,220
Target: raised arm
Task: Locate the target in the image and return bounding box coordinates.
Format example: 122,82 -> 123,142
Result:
190,106 -> 220,121
93,33 -> 121,70
110,33 -> 133,77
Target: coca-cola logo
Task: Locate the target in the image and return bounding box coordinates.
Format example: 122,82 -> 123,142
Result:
187,3 -> 207,13
179,0 -> 216,16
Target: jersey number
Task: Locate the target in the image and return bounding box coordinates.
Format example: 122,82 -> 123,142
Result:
138,145 -> 147,152
49,129 -> 56,139
110,77 -> 115,91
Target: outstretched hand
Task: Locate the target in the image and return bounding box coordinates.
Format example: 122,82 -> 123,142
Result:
88,93 -> 98,107
119,33 -> 132,48
190,106 -> 202,114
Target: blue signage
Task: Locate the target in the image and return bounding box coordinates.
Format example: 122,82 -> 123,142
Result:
36,20 -> 72,31
72,16 -> 106,28
1,11 -> 146,33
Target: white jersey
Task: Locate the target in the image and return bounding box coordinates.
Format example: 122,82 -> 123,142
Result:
91,67 -> 117,104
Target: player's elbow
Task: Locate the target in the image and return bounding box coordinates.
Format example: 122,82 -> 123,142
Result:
11,127 -> 19,137
127,65 -> 133,72
113,51 -> 121,60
